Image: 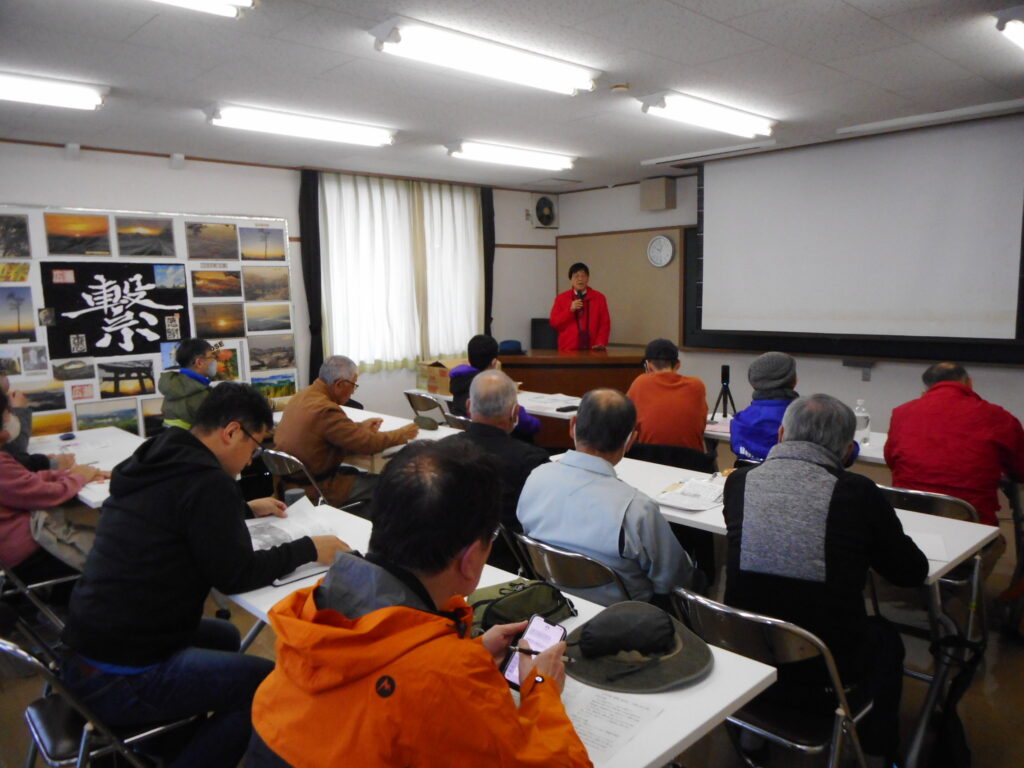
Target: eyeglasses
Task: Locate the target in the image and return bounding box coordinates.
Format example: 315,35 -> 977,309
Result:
239,425 -> 264,461
340,379 -> 359,391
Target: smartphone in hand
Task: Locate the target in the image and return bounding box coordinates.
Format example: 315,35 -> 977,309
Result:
501,614 -> 567,690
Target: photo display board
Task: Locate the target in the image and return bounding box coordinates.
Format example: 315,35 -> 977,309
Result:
0,205 -> 297,437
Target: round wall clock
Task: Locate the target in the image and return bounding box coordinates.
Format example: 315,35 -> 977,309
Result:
646,235 -> 674,267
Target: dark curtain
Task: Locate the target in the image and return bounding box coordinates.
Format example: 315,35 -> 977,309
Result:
481,187 -> 496,337
299,169 -> 324,383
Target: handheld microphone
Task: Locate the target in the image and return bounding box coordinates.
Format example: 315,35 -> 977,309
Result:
575,290 -> 585,313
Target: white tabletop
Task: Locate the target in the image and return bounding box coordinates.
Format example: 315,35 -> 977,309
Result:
28,426 -> 144,508
407,388 -> 580,421
609,455 -> 998,585
704,416 -> 888,465
229,498 -> 776,768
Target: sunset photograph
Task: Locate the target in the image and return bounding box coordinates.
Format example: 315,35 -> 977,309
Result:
245,303 -> 290,332
193,302 -> 245,338
239,227 -> 286,261
248,333 -> 295,371
116,217 -> 175,256
45,213 -> 111,255
192,269 -> 242,298
0,286 -> 36,343
141,396 -> 164,436
185,222 -> 238,260
32,410 -> 74,437
22,379 -> 67,412
242,266 -> 289,301
98,360 -> 156,399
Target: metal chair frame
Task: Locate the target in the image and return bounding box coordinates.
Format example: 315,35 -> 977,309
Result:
404,391 -> 446,426
511,531 -> 632,602
0,556 -> 78,635
672,587 -> 871,768
261,449 -> 328,506
443,413 -> 473,431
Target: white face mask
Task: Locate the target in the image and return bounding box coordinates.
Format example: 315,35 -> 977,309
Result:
3,411 -> 21,442
206,359 -> 219,378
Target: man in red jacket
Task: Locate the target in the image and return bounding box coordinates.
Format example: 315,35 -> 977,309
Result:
885,362 -> 1024,528
549,262 -> 610,351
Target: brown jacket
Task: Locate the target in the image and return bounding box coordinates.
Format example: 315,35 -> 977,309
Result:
273,380 -> 410,505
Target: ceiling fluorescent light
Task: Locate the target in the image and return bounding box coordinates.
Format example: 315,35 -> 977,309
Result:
446,141 -> 575,171
995,5 -> 1024,50
0,72 -> 107,110
371,17 -> 597,95
210,105 -> 395,146
640,92 -> 774,138
145,0 -> 253,18
836,97 -> 1024,135
640,140 -> 777,166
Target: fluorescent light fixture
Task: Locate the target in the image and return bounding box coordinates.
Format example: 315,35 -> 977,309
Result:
446,141 -> 575,170
145,0 -> 253,18
995,5 -> 1024,50
640,140 -> 778,166
0,72 -> 107,110
371,17 -> 597,95
210,105 -> 395,146
640,92 -> 774,138
836,98 -> 1024,135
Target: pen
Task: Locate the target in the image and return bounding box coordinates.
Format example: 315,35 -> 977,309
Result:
510,645 -> 573,663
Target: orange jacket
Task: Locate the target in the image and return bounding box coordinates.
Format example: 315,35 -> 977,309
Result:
627,370 -> 708,450
252,581 -> 592,768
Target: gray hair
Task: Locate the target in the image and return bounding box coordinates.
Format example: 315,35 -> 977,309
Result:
780,394 -> 855,460
469,369 -> 518,420
318,355 -> 357,385
575,388 -> 636,453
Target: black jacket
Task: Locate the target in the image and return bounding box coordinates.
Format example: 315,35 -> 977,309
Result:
62,427 -> 317,666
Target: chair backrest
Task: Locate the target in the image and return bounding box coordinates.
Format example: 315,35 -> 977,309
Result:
444,413 -> 473,431
262,449 -> 325,505
512,531 -> 631,600
404,391 -> 446,424
626,442 -> 717,473
733,457 -> 762,469
877,485 -> 978,523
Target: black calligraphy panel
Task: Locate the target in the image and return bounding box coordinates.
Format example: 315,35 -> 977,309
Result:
41,262 -> 191,359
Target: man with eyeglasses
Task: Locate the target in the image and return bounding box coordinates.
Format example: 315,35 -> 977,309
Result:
61,383 -> 351,768
275,354 -> 419,509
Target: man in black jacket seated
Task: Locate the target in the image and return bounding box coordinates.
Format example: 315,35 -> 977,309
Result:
723,393 -> 927,766
61,383 -> 349,768
451,369 -> 548,572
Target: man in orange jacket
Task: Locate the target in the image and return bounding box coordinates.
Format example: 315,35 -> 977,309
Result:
245,439 -> 592,768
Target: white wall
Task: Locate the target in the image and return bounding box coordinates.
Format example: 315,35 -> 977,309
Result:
491,173 -> 1024,430
0,142 -> 312,387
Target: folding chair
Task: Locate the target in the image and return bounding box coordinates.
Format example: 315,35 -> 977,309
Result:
626,442 -> 717,474
261,449 -> 328,505
443,413 -> 473,431
0,603 -> 197,768
512,531 -> 631,605
0,555 -> 78,636
404,391 -> 446,428
673,587 -> 871,768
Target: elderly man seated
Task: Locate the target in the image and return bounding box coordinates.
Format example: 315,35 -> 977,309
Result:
274,355 -> 418,508
723,394 -> 928,765
452,369 -> 549,571
517,388 -> 696,607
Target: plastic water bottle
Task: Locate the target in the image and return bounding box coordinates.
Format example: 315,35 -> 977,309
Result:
854,399 -> 871,445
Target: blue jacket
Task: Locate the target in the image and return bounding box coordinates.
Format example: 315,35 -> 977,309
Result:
730,398 -> 791,462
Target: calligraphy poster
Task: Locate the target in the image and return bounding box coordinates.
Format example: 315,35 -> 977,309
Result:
41,262 -> 190,359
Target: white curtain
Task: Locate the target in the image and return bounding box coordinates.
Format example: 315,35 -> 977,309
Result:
320,173 -> 482,371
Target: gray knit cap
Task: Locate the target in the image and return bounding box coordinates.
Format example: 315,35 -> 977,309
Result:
748,352 -> 796,391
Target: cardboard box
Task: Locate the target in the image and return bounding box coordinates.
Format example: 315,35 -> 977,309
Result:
415,358 -> 468,396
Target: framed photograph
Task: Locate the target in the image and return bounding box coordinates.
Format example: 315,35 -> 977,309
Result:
45,213 -> 111,256
21,344 -> 48,373
0,286 -> 36,343
116,217 -> 175,256
76,399 -> 139,435
0,215 -> 31,258
0,263 -> 30,282
141,396 -> 164,437
251,370 -> 296,399
70,382 -> 96,401
248,333 -> 295,371
32,411 -> 74,437
193,302 -> 245,338
21,379 -> 67,413
239,227 -> 286,261
186,222 -> 238,260
53,359 -> 96,381
212,340 -> 242,381
242,266 -> 289,301
245,303 -> 291,333
98,359 -> 156,399
0,346 -> 21,375
191,269 -> 242,299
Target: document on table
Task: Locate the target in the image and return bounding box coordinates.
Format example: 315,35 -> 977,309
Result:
246,499 -> 337,586
518,392 -> 580,408
561,685 -> 663,763
658,478 -> 725,512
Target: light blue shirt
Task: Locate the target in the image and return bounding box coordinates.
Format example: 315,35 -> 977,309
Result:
516,450 -> 695,606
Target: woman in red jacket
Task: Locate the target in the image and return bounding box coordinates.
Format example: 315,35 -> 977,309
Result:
549,262 -> 610,351
0,388 -> 107,598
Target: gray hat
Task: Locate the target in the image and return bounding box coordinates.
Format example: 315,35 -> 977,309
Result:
748,352 -> 796,391
565,602 -> 713,693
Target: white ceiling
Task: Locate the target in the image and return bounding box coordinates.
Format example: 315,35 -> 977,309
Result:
1,0 -> 1022,191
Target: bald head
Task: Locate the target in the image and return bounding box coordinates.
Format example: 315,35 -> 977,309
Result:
573,388 -> 636,456
468,369 -> 519,431
922,361 -> 969,389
